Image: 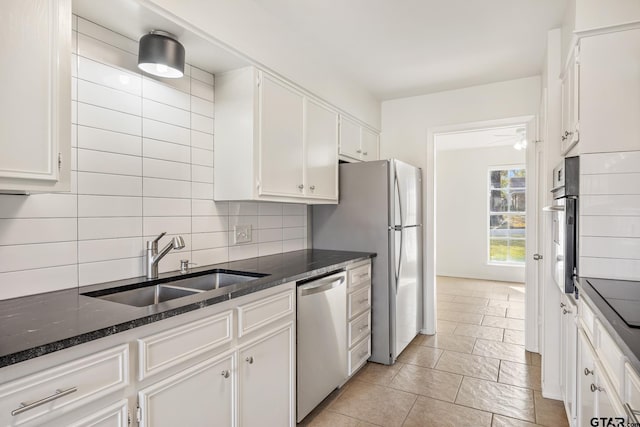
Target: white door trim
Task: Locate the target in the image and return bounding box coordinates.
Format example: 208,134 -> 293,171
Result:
424,115 -> 537,340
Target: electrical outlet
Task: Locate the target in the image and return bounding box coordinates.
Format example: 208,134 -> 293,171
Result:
234,225 -> 252,244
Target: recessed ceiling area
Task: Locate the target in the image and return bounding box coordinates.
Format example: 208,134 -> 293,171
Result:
249,0 -> 567,100
436,125 -> 527,151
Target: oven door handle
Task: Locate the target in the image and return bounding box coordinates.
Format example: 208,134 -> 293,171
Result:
543,205 -> 565,212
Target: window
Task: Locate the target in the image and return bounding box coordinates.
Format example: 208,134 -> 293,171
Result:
489,167 -> 526,264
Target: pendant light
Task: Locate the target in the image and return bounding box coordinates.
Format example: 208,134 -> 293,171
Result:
138,30 -> 185,79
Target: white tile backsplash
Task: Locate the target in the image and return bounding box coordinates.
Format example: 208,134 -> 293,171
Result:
78,126 -> 142,156
580,151 -> 640,280
78,79 -> 141,115
0,17 -> 308,300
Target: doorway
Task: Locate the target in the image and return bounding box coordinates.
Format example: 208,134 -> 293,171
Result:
424,116 -> 540,353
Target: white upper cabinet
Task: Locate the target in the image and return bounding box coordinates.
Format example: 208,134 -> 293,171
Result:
0,0 -> 71,193
214,66 -> 338,203
305,98 -> 338,200
560,44 -> 580,155
339,117 -> 361,159
579,28 -> 640,155
259,73 -> 305,198
339,116 -> 380,162
360,127 -> 380,161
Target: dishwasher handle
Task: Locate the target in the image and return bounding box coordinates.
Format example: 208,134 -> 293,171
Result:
299,274 -> 346,296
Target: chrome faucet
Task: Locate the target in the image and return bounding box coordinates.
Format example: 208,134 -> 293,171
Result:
146,232 -> 186,279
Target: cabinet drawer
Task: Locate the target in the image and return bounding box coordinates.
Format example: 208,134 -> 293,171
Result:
595,319 -> 624,395
138,310 -> 233,380
348,263 -> 371,288
625,363 -> 640,420
238,289 -> 294,337
580,299 -> 595,340
348,336 -> 370,376
67,399 -> 128,427
348,310 -> 371,348
348,285 -> 371,319
0,345 -> 129,426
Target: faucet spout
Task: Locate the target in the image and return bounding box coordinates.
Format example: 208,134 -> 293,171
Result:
146,234 -> 185,279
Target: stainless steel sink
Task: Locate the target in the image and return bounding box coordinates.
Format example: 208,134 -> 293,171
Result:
171,272 -> 263,291
94,285 -> 198,307
84,270 -> 267,307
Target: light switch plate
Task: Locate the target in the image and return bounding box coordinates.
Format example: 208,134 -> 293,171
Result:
234,224 -> 252,244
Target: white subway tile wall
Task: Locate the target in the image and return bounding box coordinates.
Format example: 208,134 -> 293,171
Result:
0,17 -> 308,300
580,151 -> 640,280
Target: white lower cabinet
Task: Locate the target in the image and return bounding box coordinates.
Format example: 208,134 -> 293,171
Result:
0,284 -> 296,427
67,399 -> 129,427
138,352 -> 235,427
560,294 -> 578,426
238,323 -> 295,427
575,296 -> 636,426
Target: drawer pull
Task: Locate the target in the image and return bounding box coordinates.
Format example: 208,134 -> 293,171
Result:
590,383 -> 603,393
584,368 -> 594,376
11,387 -> 78,416
562,308 -> 572,315
221,370 -> 230,379
624,403 -> 640,423
245,356 -> 254,364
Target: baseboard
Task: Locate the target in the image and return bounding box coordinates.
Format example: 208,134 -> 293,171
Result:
541,383 -> 562,401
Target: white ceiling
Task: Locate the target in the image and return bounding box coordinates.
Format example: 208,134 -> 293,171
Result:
436,125 -> 527,151
250,0 -> 567,100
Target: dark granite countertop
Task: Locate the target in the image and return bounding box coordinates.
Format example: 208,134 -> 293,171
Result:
0,249 -> 375,369
577,277 -> 640,374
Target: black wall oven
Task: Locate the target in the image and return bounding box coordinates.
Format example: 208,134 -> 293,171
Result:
549,156 -> 579,294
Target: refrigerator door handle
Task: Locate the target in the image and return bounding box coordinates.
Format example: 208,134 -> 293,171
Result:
394,166 -> 404,228
396,228 -> 403,295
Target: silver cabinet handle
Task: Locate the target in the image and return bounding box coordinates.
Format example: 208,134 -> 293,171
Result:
590,383 -> 604,392
533,254 -> 543,260
563,308 -> 572,315
363,152 -> 368,156
584,368 -> 594,376
624,403 -> 640,423
245,356 -> 254,364
310,185 -> 315,191
356,149 -> 362,153
560,302 -> 566,308
221,370 -> 230,378
11,387 -> 78,416
298,184 -> 304,190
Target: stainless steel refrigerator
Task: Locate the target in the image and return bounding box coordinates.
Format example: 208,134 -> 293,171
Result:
312,159 -> 422,365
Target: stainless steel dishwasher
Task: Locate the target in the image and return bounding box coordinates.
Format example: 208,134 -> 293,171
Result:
297,270 -> 347,422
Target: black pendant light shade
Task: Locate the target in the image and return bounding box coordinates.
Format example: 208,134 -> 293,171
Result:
138,30 -> 185,78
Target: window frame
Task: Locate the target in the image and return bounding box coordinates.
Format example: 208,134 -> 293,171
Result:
487,165 -> 526,266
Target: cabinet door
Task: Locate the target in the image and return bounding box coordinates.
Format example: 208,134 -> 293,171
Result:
339,116 -> 361,160
560,52 -> 579,154
594,363 -> 626,421
138,353 -> 234,427
577,330 -> 596,427
259,73 -> 304,198
360,127 -> 379,161
560,297 -> 577,424
239,323 -> 294,427
305,98 -> 338,201
0,0 -> 71,192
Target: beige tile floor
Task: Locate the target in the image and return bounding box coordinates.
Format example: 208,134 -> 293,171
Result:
298,276 -> 569,427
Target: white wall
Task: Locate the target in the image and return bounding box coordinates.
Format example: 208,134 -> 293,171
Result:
381,76 -> 541,334
0,17 -> 307,301
143,0 -> 381,129
436,145 -> 526,283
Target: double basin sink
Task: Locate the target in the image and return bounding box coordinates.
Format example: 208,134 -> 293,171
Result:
83,271 -> 267,307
